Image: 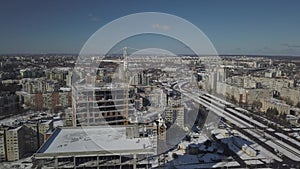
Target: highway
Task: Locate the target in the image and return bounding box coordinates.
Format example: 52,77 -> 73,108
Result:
171,80 -> 300,163
200,94 -> 300,150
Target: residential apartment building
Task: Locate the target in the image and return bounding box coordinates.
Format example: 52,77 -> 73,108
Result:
20,90 -> 71,111
0,130 -> 6,162
0,92 -> 20,116
1,124 -> 47,162
261,98 -> 291,115
165,96 -> 184,128
216,82 -> 271,104
5,126 -> 24,161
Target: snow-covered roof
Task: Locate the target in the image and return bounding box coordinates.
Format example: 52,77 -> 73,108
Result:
53,120 -> 64,128
59,87 -> 71,92
37,126 -> 154,155
41,120 -> 53,125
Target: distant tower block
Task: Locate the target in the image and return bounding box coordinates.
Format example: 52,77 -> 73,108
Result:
157,114 -> 167,141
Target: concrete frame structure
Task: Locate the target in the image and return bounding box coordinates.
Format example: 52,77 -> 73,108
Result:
33,126 -> 157,169
72,84 -> 134,126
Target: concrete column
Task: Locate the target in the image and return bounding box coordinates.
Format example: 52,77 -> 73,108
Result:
54,157 -> 58,169
146,153 -> 149,169
73,156 -> 76,169
133,153 -> 137,169
97,156 -> 99,169
119,154 -> 122,169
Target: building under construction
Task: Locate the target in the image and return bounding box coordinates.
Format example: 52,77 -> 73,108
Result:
72,83 -> 134,126
72,48 -> 134,126
33,126 -> 157,169
59,48 -> 171,168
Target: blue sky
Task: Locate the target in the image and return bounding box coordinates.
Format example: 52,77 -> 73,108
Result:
1,0 -> 300,55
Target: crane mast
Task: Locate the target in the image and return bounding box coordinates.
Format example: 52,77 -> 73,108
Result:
123,47 -> 129,124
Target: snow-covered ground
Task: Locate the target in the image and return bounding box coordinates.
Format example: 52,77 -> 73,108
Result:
216,128 -> 282,162
53,119 -> 64,128
0,115 -> 27,126
165,131 -> 239,168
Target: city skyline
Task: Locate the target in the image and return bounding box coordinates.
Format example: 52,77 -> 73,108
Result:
1,1 -> 300,168
1,0 -> 300,55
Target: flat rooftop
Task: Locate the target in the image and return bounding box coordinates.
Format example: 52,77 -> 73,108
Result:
37,126 -> 154,156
